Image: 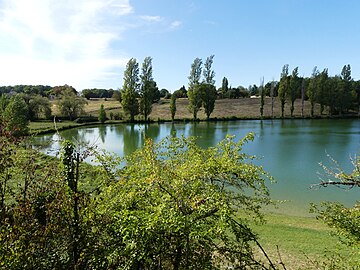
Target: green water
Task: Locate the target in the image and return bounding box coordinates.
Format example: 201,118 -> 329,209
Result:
34,119 -> 359,216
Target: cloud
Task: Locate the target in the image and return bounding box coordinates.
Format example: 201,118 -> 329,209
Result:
0,0 -> 133,90
170,20 -> 182,30
139,15 -> 163,22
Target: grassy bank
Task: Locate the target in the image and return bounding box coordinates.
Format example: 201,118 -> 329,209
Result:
31,97 -> 357,134
250,212 -> 348,269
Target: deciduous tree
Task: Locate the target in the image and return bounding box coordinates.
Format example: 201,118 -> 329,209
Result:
278,64 -> 289,118
170,93 -> 176,121
57,89 -> 87,121
91,134 -> 275,269
121,58 -> 140,121
188,57 -> 203,120
307,66 -> 319,117
140,56 -> 158,121
98,104 -> 106,123
289,67 -> 300,117
3,94 -> 29,136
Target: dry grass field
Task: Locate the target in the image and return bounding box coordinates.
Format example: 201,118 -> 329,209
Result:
82,97 -> 324,121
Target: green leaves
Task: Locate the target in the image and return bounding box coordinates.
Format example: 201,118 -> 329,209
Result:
93,134 -> 272,268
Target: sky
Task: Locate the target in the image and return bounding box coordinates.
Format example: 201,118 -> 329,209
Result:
1,0 -> 359,92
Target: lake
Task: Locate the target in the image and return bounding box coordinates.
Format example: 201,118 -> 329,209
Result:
34,119 -> 359,216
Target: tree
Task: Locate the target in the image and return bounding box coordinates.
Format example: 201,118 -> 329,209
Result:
200,83 -> 217,120
317,68 -> 329,115
139,56 -> 157,121
2,94 -> 29,136
112,90 -> 121,102
98,104 -> 107,123
259,77 -> 265,118
170,93 -> 176,121
57,89 -> 87,121
301,78 -> 305,117
221,77 -> 229,98
278,64 -> 289,118
310,154 -> 360,268
339,64 -> 353,115
173,86 -> 187,98
307,66 -> 319,117
187,58 -> 203,120
203,55 -> 215,85
121,58 -> 140,121
270,80 -> 275,118
91,135 -> 276,269
289,67 -> 300,117
201,55 -> 217,120
28,94 -> 52,120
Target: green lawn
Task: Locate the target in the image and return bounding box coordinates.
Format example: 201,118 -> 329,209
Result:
250,212 -> 350,269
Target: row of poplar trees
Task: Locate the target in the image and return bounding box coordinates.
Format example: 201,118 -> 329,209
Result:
277,64 -> 358,117
121,55 -> 218,121
121,57 -> 158,121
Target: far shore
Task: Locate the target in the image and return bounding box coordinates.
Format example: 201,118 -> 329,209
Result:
29,97 -> 359,134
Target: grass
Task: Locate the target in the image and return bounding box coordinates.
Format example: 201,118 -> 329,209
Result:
250,212 -> 350,269
29,120 -> 82,134
80,96 -> 327,121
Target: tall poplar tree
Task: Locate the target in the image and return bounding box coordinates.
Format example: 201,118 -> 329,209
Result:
121,58 -> 139,121
270,80 -> 275,118
307,66 -> 319,117
221,77 -> 229,98
170,93 -> 176,121
187,57 -> 203,120
339,64 -> 353,115
201,55 -> 217,119
140,56 -> 157,121
289,67 -> 299,117
259,77 -> 265,118
317,68 -> 328,115
278,64 -> 289,118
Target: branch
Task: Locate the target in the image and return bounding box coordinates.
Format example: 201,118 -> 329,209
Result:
193,208 -> 218,221
311,180 -> 360,189
232,219 -> 278,270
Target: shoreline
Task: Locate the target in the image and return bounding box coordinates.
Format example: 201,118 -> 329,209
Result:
30,114 -> 359,135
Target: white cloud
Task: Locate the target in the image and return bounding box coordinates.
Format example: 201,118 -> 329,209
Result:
139,15 -> 163,22
170,20 -> 182,30
0,0 -> 132,90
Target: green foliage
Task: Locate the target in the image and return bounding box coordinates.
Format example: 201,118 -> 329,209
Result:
203,55 -> 215,85
91,134 -> 273,269
187,84 -> 203,120
259,78 -> 265,118
307,66 -> 319,117
82,88 -> 114,99
1,94 -> 29,136
221,77 -> 229,98
200,83 -> 217,119
57,88 -> 87,121
121,58 -> 140,121
289,67 -> 300,117
139,57 -> 158,120
0,138 -> 73,269
278,64 -> 289,118
28,94 -> 52,120
187,58 -> 203,120
170,93 -> 177,120
310,154 -> 360,268
98,104 -> 107,123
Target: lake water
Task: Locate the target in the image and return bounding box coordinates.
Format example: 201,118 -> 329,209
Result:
34,119 -> 359,216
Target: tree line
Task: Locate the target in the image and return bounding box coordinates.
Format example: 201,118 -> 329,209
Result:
0,59 -> 359,125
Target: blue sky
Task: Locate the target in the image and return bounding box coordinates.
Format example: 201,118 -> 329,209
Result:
0,0 -> 359,92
